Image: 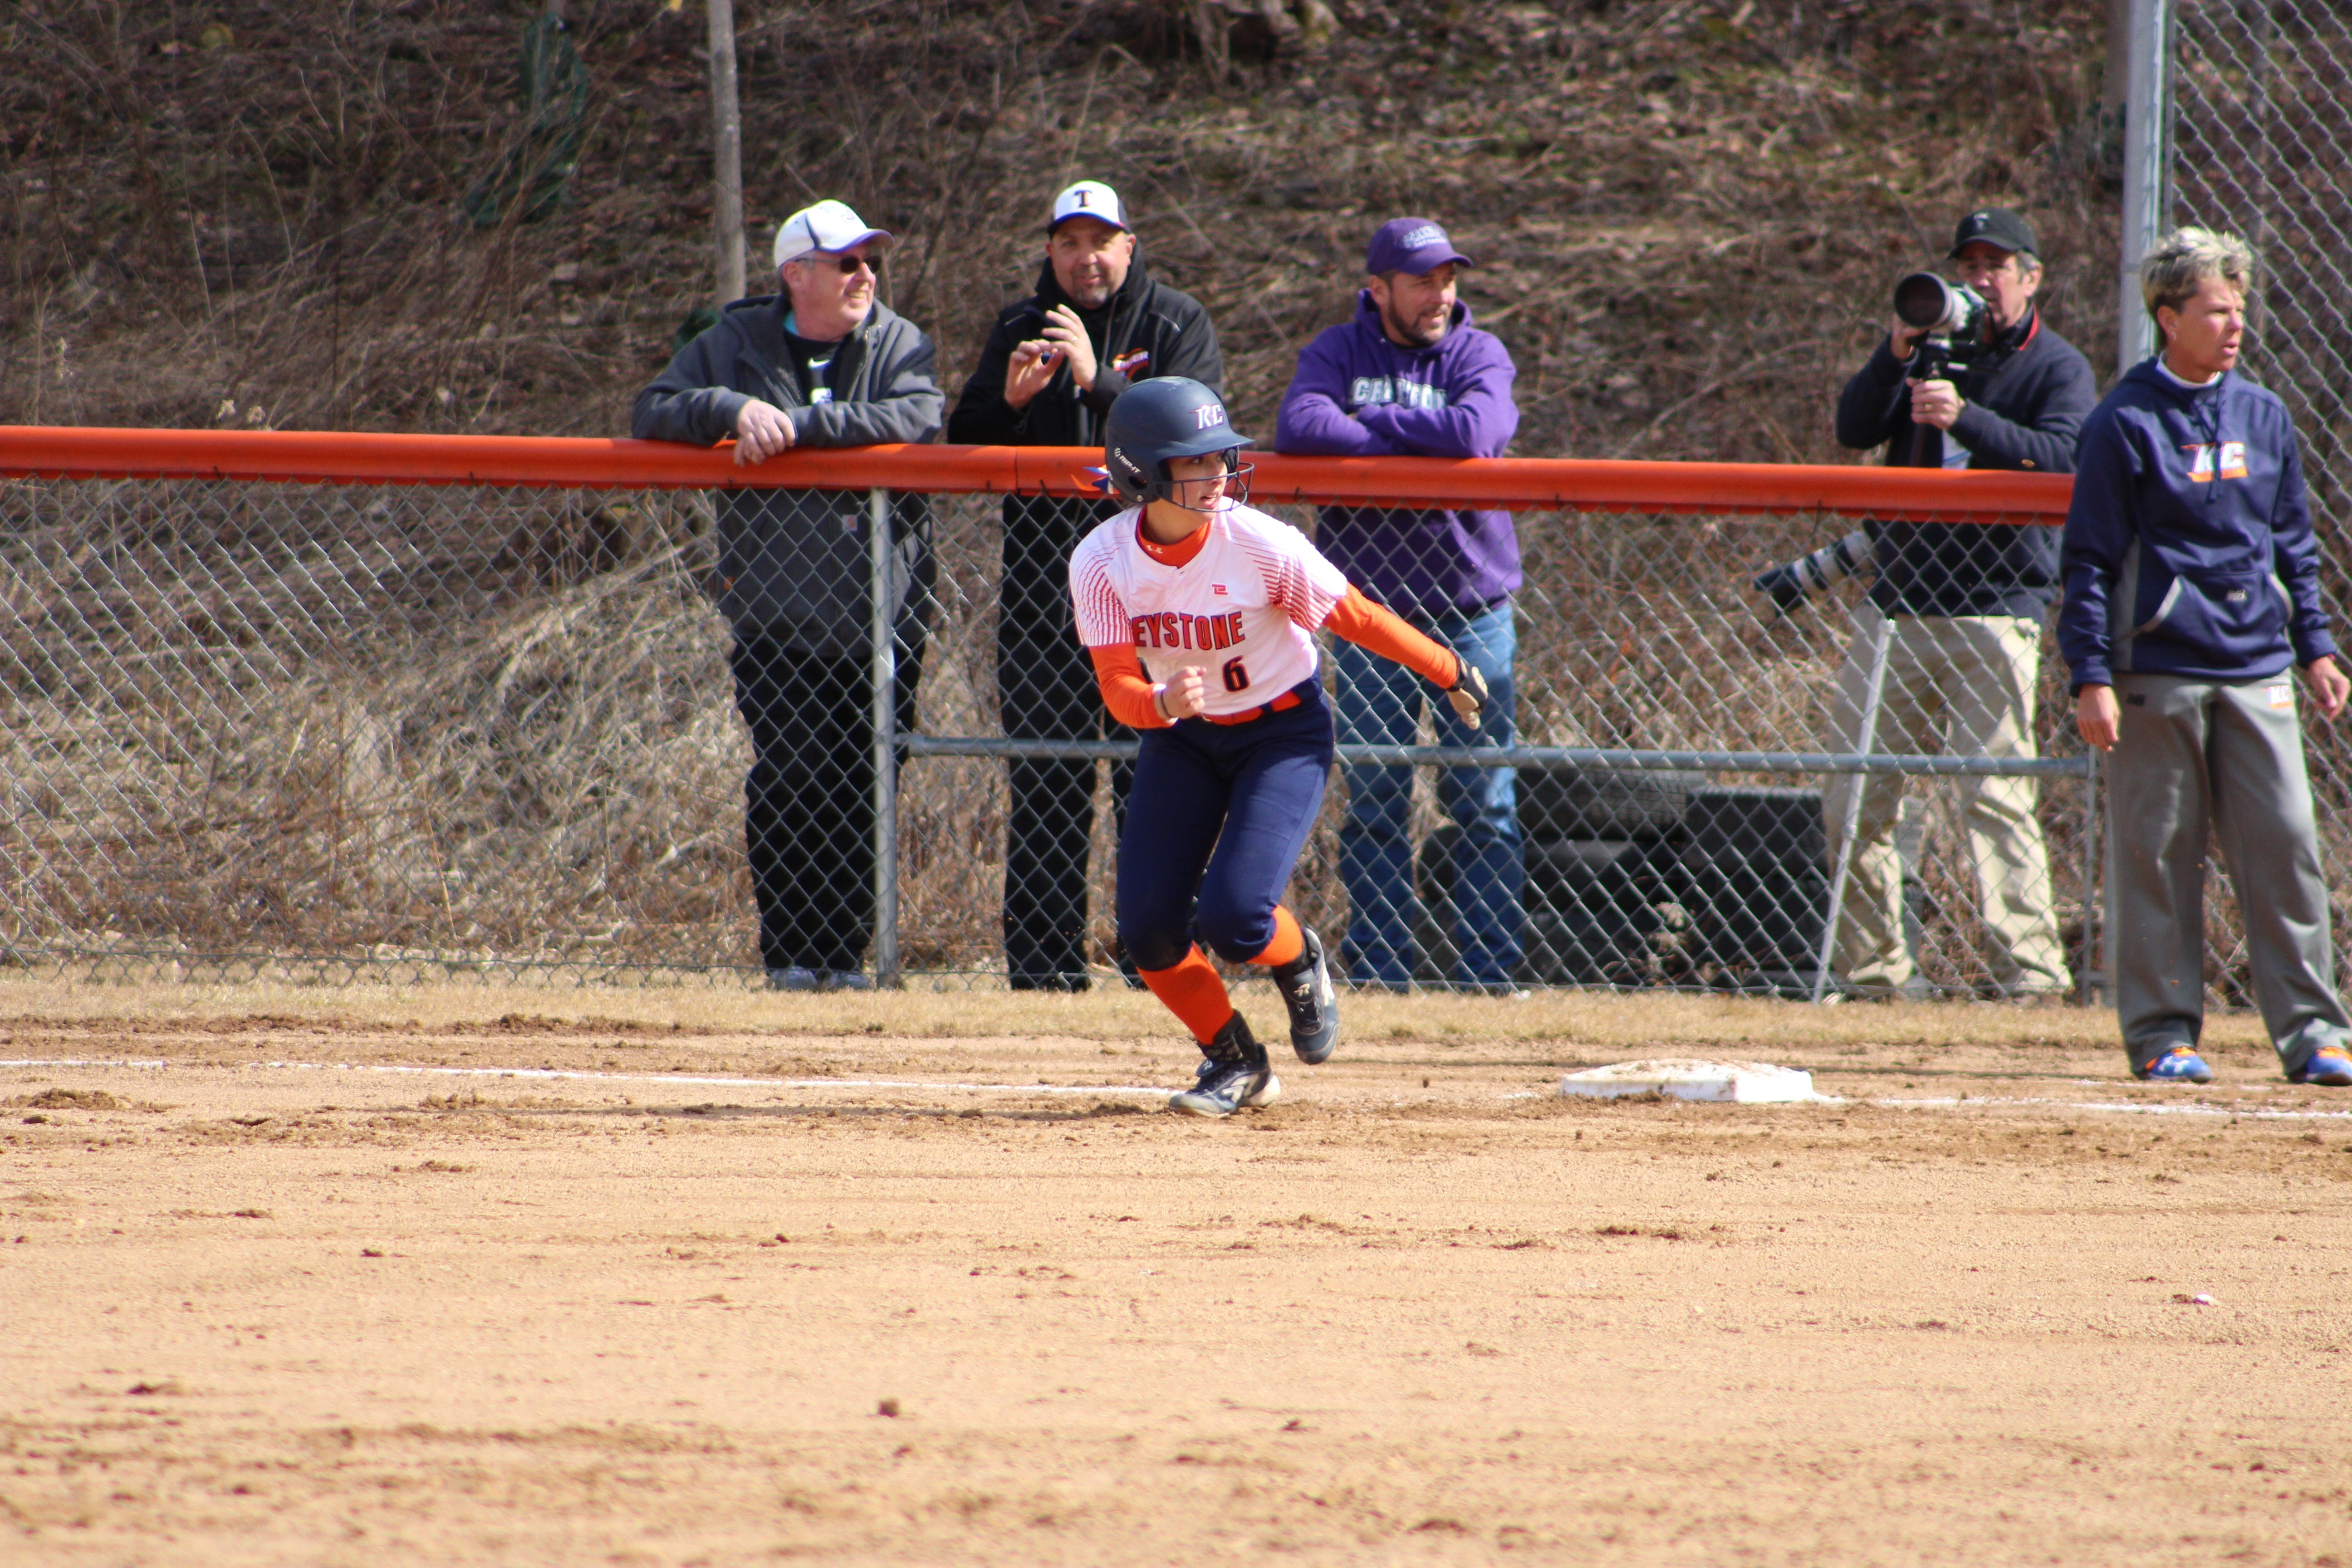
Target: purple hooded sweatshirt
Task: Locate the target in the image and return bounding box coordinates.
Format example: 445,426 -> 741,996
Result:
1273,291 -> 1521,617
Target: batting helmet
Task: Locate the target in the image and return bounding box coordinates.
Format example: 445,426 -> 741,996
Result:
1102,377 -> 1254,506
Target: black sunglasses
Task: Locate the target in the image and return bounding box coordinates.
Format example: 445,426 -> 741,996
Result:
808,253 -> 875,275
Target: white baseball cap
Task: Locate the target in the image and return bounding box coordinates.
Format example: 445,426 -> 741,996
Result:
773,200 -> 892,268
1048,180 -> 1128,233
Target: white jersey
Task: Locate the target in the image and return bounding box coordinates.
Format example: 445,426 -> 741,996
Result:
1069,501 -> 1350,717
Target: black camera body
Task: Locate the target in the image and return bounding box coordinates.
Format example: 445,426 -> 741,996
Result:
1891,271 -> 1992,382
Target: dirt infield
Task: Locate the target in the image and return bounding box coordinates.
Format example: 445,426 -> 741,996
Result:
3,977 -> 2348,1566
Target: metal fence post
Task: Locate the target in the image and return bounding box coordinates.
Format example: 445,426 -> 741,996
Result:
869,486 -> 900,988
1812,608 -> 1893,1004
2117,0 -> 2171,371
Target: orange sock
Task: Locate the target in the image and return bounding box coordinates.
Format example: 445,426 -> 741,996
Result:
1247,905 -> 1304,968
1138,946 -> 1237,1045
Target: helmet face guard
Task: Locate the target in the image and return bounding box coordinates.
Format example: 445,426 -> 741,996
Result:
1144,451 -> 1253,513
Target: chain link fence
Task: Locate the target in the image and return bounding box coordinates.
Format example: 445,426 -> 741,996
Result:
2157,0 -> 2352,1005
0,469 -> 2147,998
2173,0 -> 2352,519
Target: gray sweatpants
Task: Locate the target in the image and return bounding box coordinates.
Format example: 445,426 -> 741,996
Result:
2107,671 -> 2351,1076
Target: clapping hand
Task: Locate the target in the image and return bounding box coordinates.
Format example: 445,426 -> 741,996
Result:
1037,304 -> 1099,390
1003,339 -> 1062,410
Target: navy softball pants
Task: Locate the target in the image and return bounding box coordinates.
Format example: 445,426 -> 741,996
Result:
1116,681 -> 1336,972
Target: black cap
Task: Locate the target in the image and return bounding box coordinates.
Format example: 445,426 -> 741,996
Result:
1949,206 -> 2037,258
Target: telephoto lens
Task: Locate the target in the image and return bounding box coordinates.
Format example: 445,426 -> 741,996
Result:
1891,272 -> 1987,338
1750,528 -> 1876,615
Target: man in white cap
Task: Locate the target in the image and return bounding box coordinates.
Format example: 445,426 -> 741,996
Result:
949,181 -> 1224,991
632,199 -> 943,992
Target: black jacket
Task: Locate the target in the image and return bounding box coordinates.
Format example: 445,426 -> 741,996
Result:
950,255 -> 1222,447
631,295 -> 942,653
949,258 -> 1223,645
1835,309 -> 2097,618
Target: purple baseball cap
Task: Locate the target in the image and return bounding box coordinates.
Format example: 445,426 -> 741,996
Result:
1366,216 -> 1472,276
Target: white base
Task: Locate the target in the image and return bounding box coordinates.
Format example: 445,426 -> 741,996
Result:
1559,1058 -> 1824,1104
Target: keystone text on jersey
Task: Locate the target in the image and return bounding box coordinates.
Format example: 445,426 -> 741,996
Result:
1132,610 -> 1248,651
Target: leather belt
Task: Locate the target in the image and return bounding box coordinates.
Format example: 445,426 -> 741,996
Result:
1202,688 -> 1305,726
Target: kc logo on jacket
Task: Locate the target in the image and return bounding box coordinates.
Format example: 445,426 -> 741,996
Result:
2181,441 -> 2249,482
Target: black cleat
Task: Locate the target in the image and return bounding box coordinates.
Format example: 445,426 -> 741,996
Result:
1169,1014 -> 1276,1117
1270,926 -> 1339,1064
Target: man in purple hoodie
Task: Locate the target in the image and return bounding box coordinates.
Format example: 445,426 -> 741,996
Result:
1274,217 -> 1524,992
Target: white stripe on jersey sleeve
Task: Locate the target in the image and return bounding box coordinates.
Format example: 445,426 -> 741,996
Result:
1068,532 -> 1132,648
1233,511 -> 1349,629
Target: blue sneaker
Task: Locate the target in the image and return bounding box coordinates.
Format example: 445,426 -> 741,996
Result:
2137,1045 -> 2213,1083
1271,926 -> 1339,1065
1169,1015 -> 1276,1117
2289,1045 -> 2352,1087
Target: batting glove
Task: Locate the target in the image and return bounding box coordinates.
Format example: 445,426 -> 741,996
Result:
1445,656 -> 1489,731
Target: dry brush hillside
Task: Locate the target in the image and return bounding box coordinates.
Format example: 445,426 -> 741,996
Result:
4,0 -> 2119,461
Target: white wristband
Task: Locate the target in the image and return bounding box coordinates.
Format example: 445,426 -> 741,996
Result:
1151,682 -> 1170,720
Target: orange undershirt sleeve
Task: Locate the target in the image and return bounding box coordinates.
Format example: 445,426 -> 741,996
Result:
1088,643 -> 1173,730
1323,588 -> 1463,689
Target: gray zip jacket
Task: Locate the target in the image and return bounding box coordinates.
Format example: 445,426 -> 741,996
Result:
630,295 -> 944,655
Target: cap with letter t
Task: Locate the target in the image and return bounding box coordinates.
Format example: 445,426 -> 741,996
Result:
1049,181 -> 1129,233
774,200 -> 892,268
1948,206 -> 2037,258
1366,215 -> 1473,276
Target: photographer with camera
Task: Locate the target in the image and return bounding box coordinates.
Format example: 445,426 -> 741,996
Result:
1766,207 -> 2095,999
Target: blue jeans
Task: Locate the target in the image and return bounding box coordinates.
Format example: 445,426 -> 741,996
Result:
1336,599 -> 1523,985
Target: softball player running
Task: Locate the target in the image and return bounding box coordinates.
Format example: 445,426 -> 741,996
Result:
1069,377 -> 1489,1117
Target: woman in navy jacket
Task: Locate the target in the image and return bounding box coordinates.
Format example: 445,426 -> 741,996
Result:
2059,227 -> 2352,1087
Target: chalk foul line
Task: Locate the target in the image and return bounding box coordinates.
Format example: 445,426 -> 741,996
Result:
6,1060 -> 2352,1119
0,1058 -> 1169,1097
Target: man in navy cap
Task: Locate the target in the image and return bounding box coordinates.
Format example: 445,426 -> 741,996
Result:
1815,205 -> 2097,1000
1274,216 -> 1525,993
949,181 -> 1223,991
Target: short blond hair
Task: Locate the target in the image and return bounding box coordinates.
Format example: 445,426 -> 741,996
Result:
2141,227 -> 2254,329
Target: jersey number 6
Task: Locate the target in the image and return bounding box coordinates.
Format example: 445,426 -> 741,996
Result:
1220,655 -> 1249,693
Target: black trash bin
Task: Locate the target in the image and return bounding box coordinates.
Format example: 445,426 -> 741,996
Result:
1520,837 -> 1677,985
1517,766 -> 1705,843
1412,761 -> 1701,987
1680,785 -> 1827,990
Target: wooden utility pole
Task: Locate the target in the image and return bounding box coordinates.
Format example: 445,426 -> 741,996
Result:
707,0 -> 746,307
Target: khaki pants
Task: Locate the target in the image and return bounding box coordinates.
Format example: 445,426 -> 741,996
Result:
1821,609 -> 2070,995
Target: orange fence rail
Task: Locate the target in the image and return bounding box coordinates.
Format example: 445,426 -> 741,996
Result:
0,426 -> 2073,522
